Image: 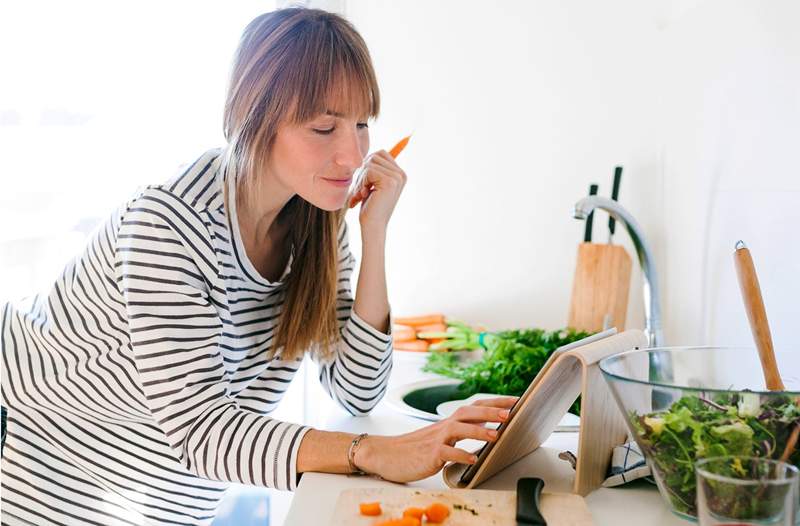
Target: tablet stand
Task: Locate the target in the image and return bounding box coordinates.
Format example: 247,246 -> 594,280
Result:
443,330 -> 648,496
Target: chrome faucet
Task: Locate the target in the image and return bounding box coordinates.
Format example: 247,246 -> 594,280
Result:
572,196 -> 664,349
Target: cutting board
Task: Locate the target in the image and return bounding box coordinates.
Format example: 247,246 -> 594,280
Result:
330,487 -> 593,525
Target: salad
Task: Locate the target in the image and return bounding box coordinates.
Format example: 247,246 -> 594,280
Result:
630,392 -> 800,516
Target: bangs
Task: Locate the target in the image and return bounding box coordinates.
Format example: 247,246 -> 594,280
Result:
285,16 -> 380,124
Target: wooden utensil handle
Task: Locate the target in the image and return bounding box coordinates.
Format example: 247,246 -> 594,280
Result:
734,243 -> 785,391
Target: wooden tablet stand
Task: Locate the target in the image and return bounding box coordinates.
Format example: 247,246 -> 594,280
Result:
443,330 -> 648,496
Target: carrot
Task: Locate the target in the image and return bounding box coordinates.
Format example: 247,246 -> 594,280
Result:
374,518 -> 419,526
389,135 -> 412,158
402,507 -> 425,519
393,340 -> 430,352
424,502 -> 451,523
393,314 -> 445,327
359,501 -> 382,516
413,323 -> 447,334
392,325 -> 416,342
413,323 -> 448,344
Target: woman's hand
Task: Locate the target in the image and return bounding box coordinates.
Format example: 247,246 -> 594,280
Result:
353,396 -> 518,483
348,150 -> 406,235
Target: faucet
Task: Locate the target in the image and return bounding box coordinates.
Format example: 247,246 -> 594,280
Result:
572,196 -> 665,349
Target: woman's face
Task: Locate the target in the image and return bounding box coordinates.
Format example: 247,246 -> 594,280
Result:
265,108 -> 370,212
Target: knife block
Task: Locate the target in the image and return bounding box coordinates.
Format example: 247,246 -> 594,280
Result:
443,330 -> 648,496
568,242 -> 633,333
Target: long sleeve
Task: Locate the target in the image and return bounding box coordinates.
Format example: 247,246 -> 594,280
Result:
116,188 -> 310,491
313,221 -> 393,416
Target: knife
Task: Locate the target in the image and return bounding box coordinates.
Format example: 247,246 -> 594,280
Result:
607,166 -> 622,244
516,477 -> 547,525
583,184 -> 598,243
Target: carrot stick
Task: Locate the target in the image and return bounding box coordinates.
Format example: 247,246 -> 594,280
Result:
389,135 -> 412,158
393,314 -> 445,327
393,340 -> 430,352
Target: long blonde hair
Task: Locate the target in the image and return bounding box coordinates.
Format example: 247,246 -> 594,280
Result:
222,8 -> 380,361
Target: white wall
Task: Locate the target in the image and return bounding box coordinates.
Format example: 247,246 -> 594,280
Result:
345,0 -> 667,334
345,1 -> 800,371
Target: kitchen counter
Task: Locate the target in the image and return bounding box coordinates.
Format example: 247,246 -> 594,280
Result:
284,398 -> 686,525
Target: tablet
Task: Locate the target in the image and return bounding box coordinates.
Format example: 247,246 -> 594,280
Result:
456,328 -> 617,485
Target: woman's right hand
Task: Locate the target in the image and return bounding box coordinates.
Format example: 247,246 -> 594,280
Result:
353,396 -> 518,483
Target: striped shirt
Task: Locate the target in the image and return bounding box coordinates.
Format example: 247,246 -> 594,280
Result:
0,147 -> 393,526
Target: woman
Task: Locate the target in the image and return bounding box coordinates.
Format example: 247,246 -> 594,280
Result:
0,8 -> 514,525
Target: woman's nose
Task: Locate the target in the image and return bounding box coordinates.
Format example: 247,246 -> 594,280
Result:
336,129 -> 368,171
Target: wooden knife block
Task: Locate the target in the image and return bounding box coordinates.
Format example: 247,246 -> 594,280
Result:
568,243 -> 632,333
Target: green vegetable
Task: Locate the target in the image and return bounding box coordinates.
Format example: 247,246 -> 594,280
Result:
422,325 -> 590,414
631,393 -> 800,516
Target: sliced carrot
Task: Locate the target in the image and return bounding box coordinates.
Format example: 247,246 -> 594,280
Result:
393,340 -> 430,352
374,519 -> 418,526
393,314 -> 445,327
402,506 -> 425,519
424,502 -> 451,523
389,135 -> 411,158
392,324 -> 416,342
359,501 -> 382,516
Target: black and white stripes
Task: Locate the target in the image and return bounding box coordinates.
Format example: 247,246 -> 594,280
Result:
1,148 -> 392,525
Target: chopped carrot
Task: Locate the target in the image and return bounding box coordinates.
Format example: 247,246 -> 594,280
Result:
394,340 -> 430,352
402,506 -> 425,519
394,314 -> 445,327
389,135 -> 412,158
374,519 -> 419,526
392,324 -> 416,342
359,501 -> 382,516
424,502 -> 451,523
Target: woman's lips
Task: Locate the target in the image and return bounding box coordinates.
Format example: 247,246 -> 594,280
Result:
322,177 -> 352,188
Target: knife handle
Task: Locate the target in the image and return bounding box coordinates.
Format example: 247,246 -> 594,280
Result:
516,477 -> 547,525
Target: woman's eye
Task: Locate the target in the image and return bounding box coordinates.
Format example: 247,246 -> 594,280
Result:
357,122 -> 369,130
313,127 -> 335,135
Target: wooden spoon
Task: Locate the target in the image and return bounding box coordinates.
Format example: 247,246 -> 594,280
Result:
733,240 -> 785,391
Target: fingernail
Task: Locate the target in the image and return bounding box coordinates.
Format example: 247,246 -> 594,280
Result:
470,455 -> 478,464
500,410 -> 510,419
489,429 -> 498,438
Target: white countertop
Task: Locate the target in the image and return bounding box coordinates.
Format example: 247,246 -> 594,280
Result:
283,396 -> 686,526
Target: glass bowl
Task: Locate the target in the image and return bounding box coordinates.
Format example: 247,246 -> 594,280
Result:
599,346 -> 800,521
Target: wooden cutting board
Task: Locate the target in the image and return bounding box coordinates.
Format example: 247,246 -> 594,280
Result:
330,487 -> 593,525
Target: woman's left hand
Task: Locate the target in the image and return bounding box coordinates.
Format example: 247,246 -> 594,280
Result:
348,150 -> 406,234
